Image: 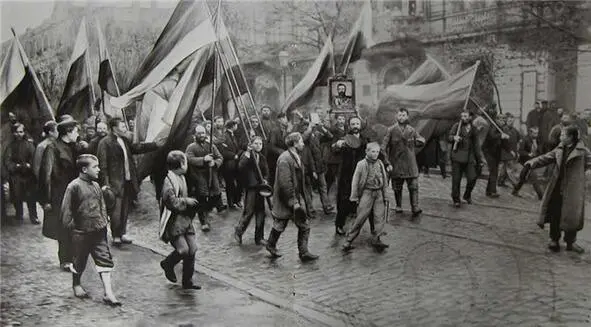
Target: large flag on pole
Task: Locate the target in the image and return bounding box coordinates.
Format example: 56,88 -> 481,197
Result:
110,1 -> 216,110
403,55 -> 451,86
56,17 -> 92,122
96,19 -> 119,97
0,37 -> 54,143
339,0 -> 375,73
281,36 -> 334,114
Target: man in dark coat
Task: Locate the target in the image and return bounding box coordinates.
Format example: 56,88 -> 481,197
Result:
217,120 -> 244,208
512,126 -> 544,199
186,125 -> 224,232
498,113 -> 521,187
547,113 -> 574,150
40,118 -> 80,270
97,117 -> 160,246
3,123 -> 38,224
325,114 -> 347,192
526,101 -> 544,131
265,132 -> 319,262
449,111 -> 483,207
481,109 -> 510,198
259,106 -> 277,139
540,100 -> 559,152
86,122 -> 108,155
333,117 -> 371,235
33,121 -> 58,207
234,136 -> 269,245
382,108 -> 425,217
266,113 -> 289,187
525,125 -> 591,253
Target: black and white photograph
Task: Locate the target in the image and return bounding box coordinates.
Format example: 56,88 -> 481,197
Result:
1,0 -> 591,326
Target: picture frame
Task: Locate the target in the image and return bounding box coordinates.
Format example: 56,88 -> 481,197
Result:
328,76 -> 356,114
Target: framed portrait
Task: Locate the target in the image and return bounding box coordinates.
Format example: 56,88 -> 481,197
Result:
328,77 -> 356,114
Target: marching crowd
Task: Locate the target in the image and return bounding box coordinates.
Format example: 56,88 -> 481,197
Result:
1,99 -> 591,306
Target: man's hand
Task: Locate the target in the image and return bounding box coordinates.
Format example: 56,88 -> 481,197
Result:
312,172 -> 318,180
43,203 -> 52,211
155,137 -> 167,147
208,161 -> 215,167
234,155 -> 239,160
386,165 -> 393,173
511,151 -> 516,159
293,203 -> 301,211
350,198 -> 358,204
101,185 -> 110,192
25,163 -> 31,168
524,160 -> 533,169
501,133 -> 510,140
336,140 -> 345,148
186,198 -> 199,207
453,136 -> 462,142
204,154 -> 213,162
244,151 -> 251,159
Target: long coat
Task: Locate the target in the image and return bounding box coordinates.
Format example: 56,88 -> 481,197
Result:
238,150 -> 269,189
528,141 -> 591,231
185,141 -> 223,197
448,122 -> 482,165
97,133 -> 158,197
40,139 -> 79,240
217,130 -> 243,171
334,132 -> 371,204
3,138 -> 36,202
382,123 -> 424,179
271,150 -> 308,220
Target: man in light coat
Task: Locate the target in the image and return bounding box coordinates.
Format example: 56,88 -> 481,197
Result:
525,125 -> 591,253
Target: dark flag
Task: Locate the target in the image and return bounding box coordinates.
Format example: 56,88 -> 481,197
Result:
96,19 -> 119,97
0,37 -> 54,143
56,17 -> 92,123
339,0 -> 375,73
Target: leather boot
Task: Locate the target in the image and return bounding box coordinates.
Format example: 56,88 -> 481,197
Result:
160,251 -> 182,283
394,189 -> 403,209
182,255 -> 201,290
409,189 -> 422,218
265,228 -> 282,258
297,229 -> 319,262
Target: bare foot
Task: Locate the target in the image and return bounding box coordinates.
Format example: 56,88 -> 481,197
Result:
103,294 -> 122,306
73,285 -> 89,298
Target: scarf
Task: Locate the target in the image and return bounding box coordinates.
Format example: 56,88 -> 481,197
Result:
158,170 -> 184,242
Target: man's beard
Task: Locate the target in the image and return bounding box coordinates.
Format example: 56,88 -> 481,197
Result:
196,136 -> 206,143
338,92 -> 345,97
398,119 -> 408,125
350,127 -> 360,134
97,132 -> 107,137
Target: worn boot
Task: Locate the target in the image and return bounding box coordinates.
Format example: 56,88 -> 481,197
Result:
160,250 -> 182,283
182,255 -> 201,290
297,229 -> 319,262
394,189 -> 403,213
198,212 -> 211,232
265,228 -> 282,258
409,189 -> 422,218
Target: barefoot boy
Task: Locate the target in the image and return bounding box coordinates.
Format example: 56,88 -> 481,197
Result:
60,154 -> 120,306
342,142 -> 389,252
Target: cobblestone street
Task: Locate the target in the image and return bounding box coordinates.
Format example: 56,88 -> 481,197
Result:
2,175 -> 591,327
0,214 -> 317,327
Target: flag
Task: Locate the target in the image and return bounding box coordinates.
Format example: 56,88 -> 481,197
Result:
96,19 -> 119,97
0,38 -> 54,143
339,0 -> 375,73
56,17 -> 92,123
377,62 -> 479,142
111,0 -> 216,109
403,55 -> 450,86
281,37 -> 334,114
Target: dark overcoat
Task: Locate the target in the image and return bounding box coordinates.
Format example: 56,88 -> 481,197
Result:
271,150 -> 308,220
40,139 -> 78,240
382,123 -> 424,179
185,141 -> 223,197
3,138 -> 36,202
448,122 -> 483,165
97,133 -> 158,197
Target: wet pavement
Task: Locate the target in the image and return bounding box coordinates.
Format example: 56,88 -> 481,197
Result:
2,174 -> 591,326
0,215 -> 317,327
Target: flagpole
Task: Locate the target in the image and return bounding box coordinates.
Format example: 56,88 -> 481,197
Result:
96,18 -> 121,96
342,34 -> 356,75
11,28 -> 55,120
83,19 -> 96,120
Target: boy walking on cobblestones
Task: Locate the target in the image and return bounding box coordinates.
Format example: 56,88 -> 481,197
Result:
60,154 -> 120,306
342,143 -> 389,252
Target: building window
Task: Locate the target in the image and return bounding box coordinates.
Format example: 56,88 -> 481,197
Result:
450,0 -> 466,13
362,85 -> 371,96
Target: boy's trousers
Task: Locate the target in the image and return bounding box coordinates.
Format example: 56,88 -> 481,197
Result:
72,228 -> 114,274
346,189 -> 385,243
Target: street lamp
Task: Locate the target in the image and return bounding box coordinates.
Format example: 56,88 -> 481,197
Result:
279,50 -> 289,102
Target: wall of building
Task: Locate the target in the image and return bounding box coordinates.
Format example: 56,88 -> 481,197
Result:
576,43 -> 591,111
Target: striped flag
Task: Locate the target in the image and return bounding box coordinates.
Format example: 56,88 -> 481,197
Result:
339,0 -> 375,73
0,37 -> 53,143
96,19 -> 119,97
281,36 -> 334,114
56,17 -> 92,123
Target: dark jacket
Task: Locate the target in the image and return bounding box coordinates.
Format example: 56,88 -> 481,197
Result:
87,135 -> 106,155
448,122 -> 483,165
238,150 -> 269,189
217,130 -> 243,171
97,133 -> 158,197
482,125 -> 510,159
324,126 -> 346,165
500,125 -> 521,161
3,138 -> 36,202
334,131 -> 371,202
185,141 -> 223,196
40,139 -> 79,240
526,109 -> 544,130
60,176 -> 108,232
518,135 -> 541,164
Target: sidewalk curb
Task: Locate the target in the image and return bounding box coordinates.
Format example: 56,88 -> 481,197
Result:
133,241 -> 351,327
